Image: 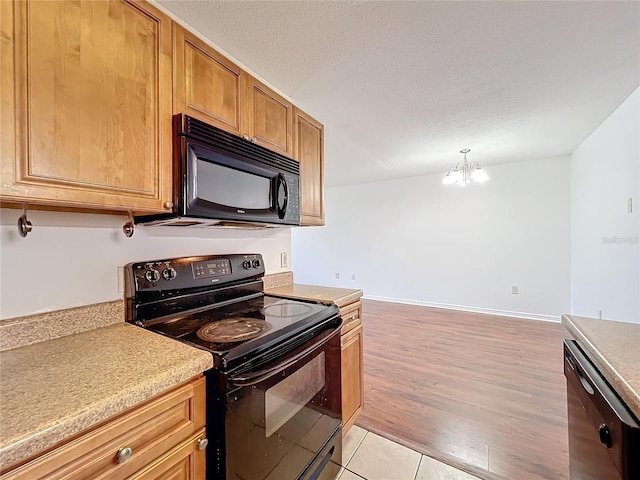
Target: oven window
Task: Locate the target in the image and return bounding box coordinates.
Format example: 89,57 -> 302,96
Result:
265,352 -> 325,437
196,158 -> 271,209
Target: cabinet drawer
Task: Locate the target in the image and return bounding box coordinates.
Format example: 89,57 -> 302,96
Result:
340,301 -> 362,335
2,376 -> 206,480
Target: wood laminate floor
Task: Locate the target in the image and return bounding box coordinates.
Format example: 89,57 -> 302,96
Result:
356,300 -> 569,480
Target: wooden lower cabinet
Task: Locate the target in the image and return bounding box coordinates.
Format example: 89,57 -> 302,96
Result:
340,302 -> 364,435
0,376 -> 206,480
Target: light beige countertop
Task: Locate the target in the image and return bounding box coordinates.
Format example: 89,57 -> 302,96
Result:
265,283 -> 363,308
0,322 -> 213,471
562,314 -> 640,419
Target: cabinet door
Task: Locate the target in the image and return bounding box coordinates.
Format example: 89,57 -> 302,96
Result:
128,430 -> 206,480
1,0 -> 173,213
245,76 -> 293,156
294,108 -> 325,226
173,24 -> 245,136
341,323 -> 364,435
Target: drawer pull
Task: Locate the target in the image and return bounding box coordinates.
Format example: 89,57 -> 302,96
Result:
197,438 -> 209,451
116,446 -> 133,463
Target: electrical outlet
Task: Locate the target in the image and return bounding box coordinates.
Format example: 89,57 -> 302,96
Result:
352,274 -> 356,280
511,285 -> 519,295
117,267 -> 124,294
598,309 -> 603,319
628,198 -> 633,213
280,252 -> 288,268
335,273 -> 340,279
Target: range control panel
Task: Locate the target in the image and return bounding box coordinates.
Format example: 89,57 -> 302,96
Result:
125,253 -> 265,293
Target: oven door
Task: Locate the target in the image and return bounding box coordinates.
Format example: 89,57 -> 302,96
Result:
219,325 -> 342,480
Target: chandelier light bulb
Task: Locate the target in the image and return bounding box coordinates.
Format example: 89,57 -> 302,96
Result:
442,170 -> 456,184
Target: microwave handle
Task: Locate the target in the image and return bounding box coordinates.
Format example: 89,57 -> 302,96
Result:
276,174 -> 288,219
228,325 -> 339,387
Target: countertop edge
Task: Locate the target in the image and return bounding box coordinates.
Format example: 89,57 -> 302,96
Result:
265,283 -> 363,309
561,314 -> 640,419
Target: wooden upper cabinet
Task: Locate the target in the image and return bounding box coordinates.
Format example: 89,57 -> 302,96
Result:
294,108 -> 325,226
0,0 -> 173,213
245,76 -> 294,157
173,24 -> 246,136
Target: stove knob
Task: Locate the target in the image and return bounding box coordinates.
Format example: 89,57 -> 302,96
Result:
243,260 -> 252,269
145,269 -> 160,282
162,267 -> 177,281
252,259 -> 261,268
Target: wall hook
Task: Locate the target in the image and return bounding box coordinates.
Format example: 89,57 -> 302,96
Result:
122,211 -> 135,238
18,204 -> 33,237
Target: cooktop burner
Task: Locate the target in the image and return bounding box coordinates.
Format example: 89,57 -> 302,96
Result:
196,318 -> 271,343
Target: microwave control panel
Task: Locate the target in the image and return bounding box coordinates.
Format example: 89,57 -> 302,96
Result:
283,173 -> 300,224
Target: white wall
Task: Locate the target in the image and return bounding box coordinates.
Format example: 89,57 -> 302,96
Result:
292,156 -> 571,321
0,209 -> 290,320
570,88 -> 640,323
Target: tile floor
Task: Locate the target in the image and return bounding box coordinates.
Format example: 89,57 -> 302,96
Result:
337,426 -> 481,480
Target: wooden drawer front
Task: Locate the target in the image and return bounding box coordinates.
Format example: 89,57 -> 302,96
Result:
2,376 -> 205,480
340,301 -> 362,335
128,430 -> 206,480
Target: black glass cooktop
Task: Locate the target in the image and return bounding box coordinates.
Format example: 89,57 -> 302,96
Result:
148,295 -> 338,370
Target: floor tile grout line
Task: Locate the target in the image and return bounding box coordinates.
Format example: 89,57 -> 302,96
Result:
413,453 -> 424,480
343,428 -> 369,468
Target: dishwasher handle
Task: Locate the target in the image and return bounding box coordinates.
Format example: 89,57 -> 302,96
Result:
565,351 -> 595,395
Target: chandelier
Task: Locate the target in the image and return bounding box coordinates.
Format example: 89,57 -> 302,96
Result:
442,149 -> 489,186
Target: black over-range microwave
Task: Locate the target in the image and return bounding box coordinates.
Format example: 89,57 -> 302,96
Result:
135,114 -> 300,228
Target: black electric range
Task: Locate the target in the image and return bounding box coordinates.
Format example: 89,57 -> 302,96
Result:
124,254 -> 343,480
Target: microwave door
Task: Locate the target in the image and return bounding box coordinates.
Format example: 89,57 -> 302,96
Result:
185,143 -> 278,222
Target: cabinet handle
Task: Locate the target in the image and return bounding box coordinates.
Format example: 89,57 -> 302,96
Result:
345,313 -> 358,322
243,134 -> 249,140
116,446 -> 133,463
197,438 -> 209,451
164,201 -> 174,210
17,203 -> 33,238
251,136 -> 257,144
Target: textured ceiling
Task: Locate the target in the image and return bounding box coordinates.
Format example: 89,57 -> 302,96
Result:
157,1 -> 640,188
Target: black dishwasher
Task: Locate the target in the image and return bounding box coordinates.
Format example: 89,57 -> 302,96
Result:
564,340 -> 639,480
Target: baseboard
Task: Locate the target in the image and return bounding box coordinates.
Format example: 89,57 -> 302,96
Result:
362,294 -> 561,323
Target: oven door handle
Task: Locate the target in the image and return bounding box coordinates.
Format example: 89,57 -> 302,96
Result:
228,326 -> 340,387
